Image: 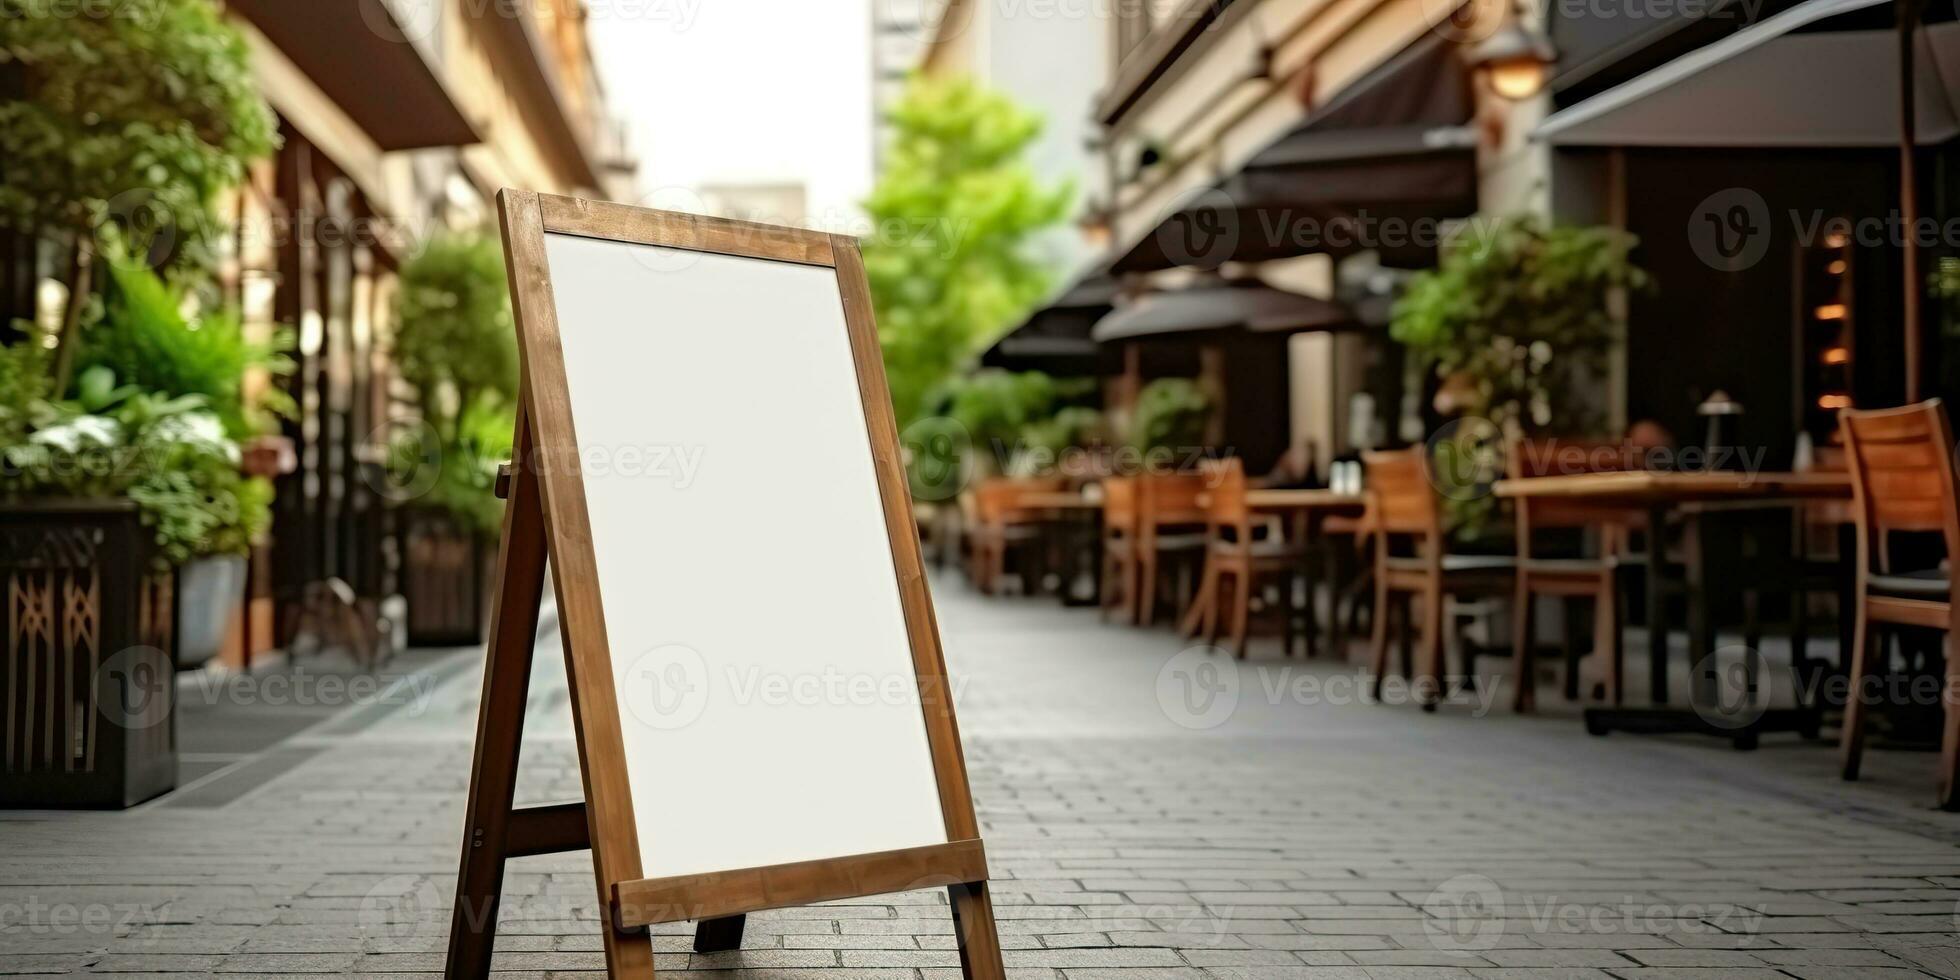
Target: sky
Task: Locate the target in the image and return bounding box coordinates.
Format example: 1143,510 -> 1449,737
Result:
585,0 -> 877,229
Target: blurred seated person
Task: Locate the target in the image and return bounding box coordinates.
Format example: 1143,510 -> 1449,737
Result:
1258,439 -> 1320,490
1626,419 -> 1674,454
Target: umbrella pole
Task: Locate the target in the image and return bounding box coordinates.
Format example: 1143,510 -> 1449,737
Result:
1901,0 -> 1923,403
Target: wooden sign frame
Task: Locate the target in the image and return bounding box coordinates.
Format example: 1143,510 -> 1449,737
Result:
442,190 -> 1004,979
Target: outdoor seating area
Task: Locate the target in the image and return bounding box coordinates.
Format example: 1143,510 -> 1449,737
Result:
939,401 -> 1959,811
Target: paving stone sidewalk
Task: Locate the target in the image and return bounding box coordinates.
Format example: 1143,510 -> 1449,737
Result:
3,575 -> 1960,978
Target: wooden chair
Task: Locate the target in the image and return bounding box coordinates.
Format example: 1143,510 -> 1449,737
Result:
1837,400 -> 1960,810
1133,471 -> 1209,626
968,476 -> 1066,595
1190,458 -> 1302,659
1099,477 -> 1139,621
1364,448 -> 1515,709
1508,438 -> 1639,711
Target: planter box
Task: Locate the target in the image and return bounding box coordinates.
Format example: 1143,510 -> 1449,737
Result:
402,509 -> 492,647
0,502 -> 177,809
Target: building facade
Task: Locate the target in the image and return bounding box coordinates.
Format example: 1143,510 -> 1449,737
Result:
222,0 -> 637,657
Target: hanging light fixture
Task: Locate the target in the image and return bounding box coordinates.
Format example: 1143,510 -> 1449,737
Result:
1469,13 -> 1557,101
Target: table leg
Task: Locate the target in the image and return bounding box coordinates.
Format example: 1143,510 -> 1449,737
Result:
1684,511 -> 1715,708
1645,503 -> 1669,704
1299,512 -> 1322,660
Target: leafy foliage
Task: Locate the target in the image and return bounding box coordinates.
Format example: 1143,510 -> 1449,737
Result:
1390,215 -> 1647,433
0,341 -> 50,445
0,0 -> 279,270
1130,378 -> 1211,453
412,393 -> 516,538
392,232 -> 517,534
943,369 -> 1061,460
0,365 -> 271,565
862,75 -> 1073,427
80,254 -> 294,438
1020,406 -> 1105,459
394,232 -> 518,442
936,368 -> 1099,472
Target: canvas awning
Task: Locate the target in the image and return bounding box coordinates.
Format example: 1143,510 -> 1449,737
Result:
1090,276 -> 1358,343
1537,0 -> 1960,147
1109,31 -> 1478,273
981,273 -> 1117,373
229,0 -> 479,151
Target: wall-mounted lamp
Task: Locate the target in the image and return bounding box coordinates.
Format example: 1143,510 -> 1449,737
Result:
1469,19 -> 1557,101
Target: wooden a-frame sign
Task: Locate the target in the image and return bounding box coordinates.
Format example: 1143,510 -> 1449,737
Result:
442,190 -> 1004,979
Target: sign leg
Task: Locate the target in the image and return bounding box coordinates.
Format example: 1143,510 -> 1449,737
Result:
948,881 -> 1006,980
692,914 -> 747,953
445,409 -> 549,980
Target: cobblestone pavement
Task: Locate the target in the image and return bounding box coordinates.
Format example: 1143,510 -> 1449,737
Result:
4,575 -> 1960,978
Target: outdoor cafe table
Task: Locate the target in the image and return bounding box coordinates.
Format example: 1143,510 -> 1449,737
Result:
1187,489 -> 1369,657
1492,470 -> 1851,747
1251,490 -> 1369,658
1018,490 -> 1103,606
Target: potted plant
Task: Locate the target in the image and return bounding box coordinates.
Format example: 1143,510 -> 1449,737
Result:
0,0 -> 278,807
0,349 -> 271,805
79,254 -> 291,667
390,232 -> 518,646
1390,215 -> 1648,538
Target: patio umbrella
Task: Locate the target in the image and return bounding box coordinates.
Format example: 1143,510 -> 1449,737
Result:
1108,31 -> 1479,275
980,272 -> 1118,373
1090,274 -> 1359,343
1536,0 -> 1960,401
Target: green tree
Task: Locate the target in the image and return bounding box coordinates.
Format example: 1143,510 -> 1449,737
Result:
861,75 -> 1072,428
0,0 -> 279,388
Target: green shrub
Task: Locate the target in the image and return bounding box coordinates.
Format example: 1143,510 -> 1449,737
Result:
392,232 -> 519,536
0,0 -> 279,270
81,255 -> 294,438
1390,215 -> 1646,433
0,365 -> 271,565
1130,378 -> 1210,453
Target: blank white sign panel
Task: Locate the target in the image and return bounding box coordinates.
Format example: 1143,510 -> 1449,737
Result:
541,232 -> 947,880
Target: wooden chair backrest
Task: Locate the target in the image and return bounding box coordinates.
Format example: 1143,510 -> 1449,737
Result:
1508,437 -> 1648,534
1363,448 -> 1441,537
1100,476 -> 1136,535
973,476 -> 1067,525
1201,457 -> 1249,526
1137,471 -> 1208,530
1839,399 -> 1960,573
